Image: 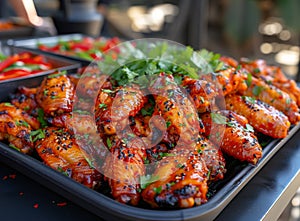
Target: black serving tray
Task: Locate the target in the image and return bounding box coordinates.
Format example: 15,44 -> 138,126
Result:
0,76 -> 299,221
6,34 -> 92,66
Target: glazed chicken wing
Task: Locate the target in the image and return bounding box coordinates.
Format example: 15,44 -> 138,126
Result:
225,94 -> 290,138
241,77 -> 300,124
182,76 -> 218,113
141,150 -> 208,208
241,59 -> 300,107
35,127 -> 102,189
0,103 -> 39,153
95,85 -> 146,139
36,72 -> 75,116
103,138 -> 146,205
201,111 -> 262,164
149,73 -> 202,145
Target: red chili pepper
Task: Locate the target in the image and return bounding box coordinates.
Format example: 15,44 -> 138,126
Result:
18,58 -> 52,68
0,54 -> 19,72
0,69 -> 31,80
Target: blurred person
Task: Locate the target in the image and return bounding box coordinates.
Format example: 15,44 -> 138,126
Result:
6,0 -> 57,35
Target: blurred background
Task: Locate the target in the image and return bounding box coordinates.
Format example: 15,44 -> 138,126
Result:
0,0 -> 299,80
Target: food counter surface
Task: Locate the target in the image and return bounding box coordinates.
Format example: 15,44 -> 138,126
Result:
0,129 -> 299,221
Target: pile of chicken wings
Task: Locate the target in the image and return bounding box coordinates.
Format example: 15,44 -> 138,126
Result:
0,55 -> 299,209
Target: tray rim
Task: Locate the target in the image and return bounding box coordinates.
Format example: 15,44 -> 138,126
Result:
6,34 -> 94,66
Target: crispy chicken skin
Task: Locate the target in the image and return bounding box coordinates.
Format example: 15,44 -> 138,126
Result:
195,135 -> 226,181
240,59 -> 300,107
95,85 -> 146,138
36,73 -> 75,116
94,85 -> 147,205
201,111 -> 262,164
201,67 -> 247,96
141,149 -> 208,208
150,73 -> 202,145
241,77 -> 300,124
10,86 -> 38,114
225,94 -> 290,138
0,103 -> 39,153
35,127 -> 102,189
182,76 -> 218,113
103,138 -> 146,205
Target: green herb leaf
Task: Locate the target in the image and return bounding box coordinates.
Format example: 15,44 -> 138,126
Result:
48,71 -> 67,79
246,73 -> 252,87
102,89 -> 114,93
210,112 -> 227,124
153,186 -> 163,194
166,121 -> 171,128
140,174 -> 160,189
37,108 -> 47,128
9,144 -> 20,151
243,96 -> 256,104
252,85 -> 264,96
106,137 -> 112,149
98,103 -> 107,109
244,124 -> 254,133
158,152 -> 176,158
30,129 -> 45,142
4,102 -> 14,107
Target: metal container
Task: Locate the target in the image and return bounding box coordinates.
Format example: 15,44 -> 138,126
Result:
0,47 -> 81,86
6,34 -> 93,66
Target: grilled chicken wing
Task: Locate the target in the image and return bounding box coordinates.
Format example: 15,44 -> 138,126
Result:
182,76 -> 218,113
225,94 -> 290,138
35,127 -> 102,188
149,73 -> 202,145
103,138 -> 146,205
0,103 -> 40,153
201,111 -> 262,164
240,59 -> 300,107
241,77 -> 300,124
95,85 -> 146,138
36,72 -> 75,116
141,149 -> 208,208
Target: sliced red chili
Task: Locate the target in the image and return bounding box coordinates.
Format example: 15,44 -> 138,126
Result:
0,54 -> 19,72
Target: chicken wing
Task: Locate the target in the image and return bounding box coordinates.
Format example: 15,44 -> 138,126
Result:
149,73 -> 202,145
0,103 -> 40,153
141,149 -> 208,208
241,76 -> 300,124
225,94 -> 290,138
240,58 -> 300,107
95,85 -> 146,139
201,111 -> 262,164
103,138 -> 146,205
181,76 -> 218,113
36,72 -> 75,116
35,127 -> 102,189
